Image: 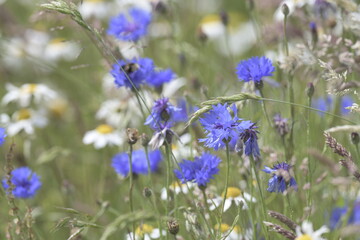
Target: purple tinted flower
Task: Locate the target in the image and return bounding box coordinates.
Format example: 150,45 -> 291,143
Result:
236,56 -> 275,83
262,162 -> 297,193
312,96 -> 353,116
148,122 -> 175,149
2,167 -> 41,198
341,96 -> 353,115
273,114 -> 289,136
147,69 -> 175,87
107,8 -> 151,42
172,99 -> 190,123
0,128 -> 6,146
112,149 -> 162,177
329,201 -> 360,229
174,152 -> 221,187
145,98 -> 179,129
238,121 -> 260,157
199,104 -> 241,150
111,58 -> 154,89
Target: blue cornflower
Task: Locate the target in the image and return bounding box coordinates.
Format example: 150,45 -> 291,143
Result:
341,95 -> 353,115
199,104 -> 241,150
112,149 -> 162,177
312,96 -> 353,116
107,8 -> 151,42
236,56 -> 275,83
2,167 -> 42,198
238,120 -> 260,158
0,127 -> 6,146
262,162 -> 297,193
329,201 -> 360,229
145,97 -> 180,129
174,152 -> 221,187
147,69 -> 175,88
172,98 -> 191,123
111,58 -> 154,89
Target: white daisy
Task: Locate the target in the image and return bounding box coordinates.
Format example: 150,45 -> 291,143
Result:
295,221 -> 329,240
43,38 -> 81,62
171,133 -> 197,160
126,224 -> 165,240
198,13 -> 256,56
208,187 -> 256,212
160,181 -> 194,200
5,108 -> 48,136
96,99 -> 128,127
2,83 -> 58,107
83,124 -> 123,149
78,0 -> 113,20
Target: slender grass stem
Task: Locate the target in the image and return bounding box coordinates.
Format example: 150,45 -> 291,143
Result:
165,143 -> 171,215
259,88 -> 272,127
306,96 -> 313,211
249,156 -> 269,239
128,144 -> 135,240
218,142 -> 231,239
144,146 -> 163,238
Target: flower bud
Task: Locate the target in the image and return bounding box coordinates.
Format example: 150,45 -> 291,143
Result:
127,128 -> 139,145
141,133 -> 150,147
143,187 -> 152,198
167,219 -> 180,235
351,132 -> 360,145
282,3 -> 290,17
306,82 -> 314,98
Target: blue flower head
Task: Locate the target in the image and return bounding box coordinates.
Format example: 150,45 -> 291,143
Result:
174,152 -> 221,187
0,127 -> 6,146
341,95 -> 353,115
199,104 -> 241,150
147,69 -> 175,88
107,8 -> 152,42
312,95 -> 353,116
238,120 -> 260,158
112,149 -> 162,177
145,97 -> 180,129
111,58 -> 154,89
262,162 -> 297,193
329,200 -> 360,229
236,56 -> 275,83
2,167 -> 42,198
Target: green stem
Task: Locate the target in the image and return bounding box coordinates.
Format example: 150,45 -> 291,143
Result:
249,156 -> 269,239
144,146 -> 163,238
165,144 -> 171,216
218,142 -> 231,239
128,144 -> 135,240
306,96 -> 313,211
259,88 -> 272,127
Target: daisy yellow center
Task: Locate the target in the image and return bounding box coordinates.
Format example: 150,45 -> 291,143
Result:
17,109 -> 31,120
222,187 -> 241,199
22,84 -> 37,94
135,224 -> 154,237
296,235 -> 312,240
50,38 -> 66,45
49,99 -> 67,117
215,223 -> 230,233
170,181 -> 181,189
96,124 -> 113,134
